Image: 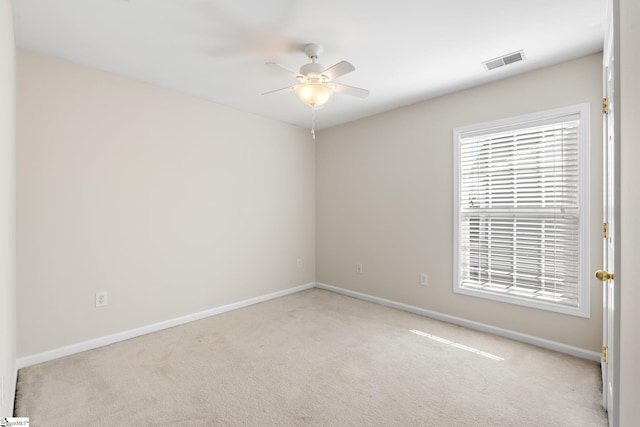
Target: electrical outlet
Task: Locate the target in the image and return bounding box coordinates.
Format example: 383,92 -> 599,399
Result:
355,263 -> 364,274
420,273 -> 429,286
297,258 -> 303,268
95,292 -> 108,307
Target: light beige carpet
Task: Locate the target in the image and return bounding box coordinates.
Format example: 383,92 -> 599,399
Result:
15,289 -> 607,426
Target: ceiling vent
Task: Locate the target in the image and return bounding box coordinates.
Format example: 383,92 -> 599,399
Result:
482,50 -> 525,71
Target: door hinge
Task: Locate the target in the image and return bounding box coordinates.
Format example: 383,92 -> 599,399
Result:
603,98 -> 609,114
602,346 -> 609,364
603,222 -> 609,239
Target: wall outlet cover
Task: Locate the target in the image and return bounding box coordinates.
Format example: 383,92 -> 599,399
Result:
420,273 -> 429,286
95,292 -> 108,307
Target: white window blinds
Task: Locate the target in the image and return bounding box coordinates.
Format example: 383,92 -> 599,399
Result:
454,105 -> 590,317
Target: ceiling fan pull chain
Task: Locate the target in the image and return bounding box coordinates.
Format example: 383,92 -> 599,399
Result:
311,106 -> 316,140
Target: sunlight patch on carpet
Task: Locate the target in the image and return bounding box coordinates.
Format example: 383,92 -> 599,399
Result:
410,329 -> 505,361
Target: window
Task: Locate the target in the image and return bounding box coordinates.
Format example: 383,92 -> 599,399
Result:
453,104 -> 590,317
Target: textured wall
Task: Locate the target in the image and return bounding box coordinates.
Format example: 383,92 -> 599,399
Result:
16,51 -> 315,358
0,0 -> 16,416
619,0 -> 640,423
316,54 -> 603,351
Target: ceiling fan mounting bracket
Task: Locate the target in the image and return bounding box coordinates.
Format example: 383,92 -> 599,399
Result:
304,43 -> 323,60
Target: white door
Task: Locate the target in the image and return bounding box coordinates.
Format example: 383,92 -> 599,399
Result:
599,2 -> 617,424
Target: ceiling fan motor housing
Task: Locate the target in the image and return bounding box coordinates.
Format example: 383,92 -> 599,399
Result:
300,62 -> 325,76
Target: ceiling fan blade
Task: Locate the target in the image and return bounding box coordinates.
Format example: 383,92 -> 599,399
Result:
265,62 -> 302,80
322,61 -> 355,80
334,83 -> 369,99
261,85 -> 296,96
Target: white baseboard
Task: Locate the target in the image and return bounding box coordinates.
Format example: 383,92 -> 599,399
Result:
16,282 -> 316,369
315,282 -> 601,362
16,280 -> 600,369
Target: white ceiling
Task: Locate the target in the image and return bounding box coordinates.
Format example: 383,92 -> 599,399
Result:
12,0 -> 606,130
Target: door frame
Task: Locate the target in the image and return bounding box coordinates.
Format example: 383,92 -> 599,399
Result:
602,0 -> 621,425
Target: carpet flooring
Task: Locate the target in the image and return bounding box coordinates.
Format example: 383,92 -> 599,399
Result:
14,288 -> 608,426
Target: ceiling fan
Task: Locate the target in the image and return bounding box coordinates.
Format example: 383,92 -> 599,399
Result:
263,43 -> 369,108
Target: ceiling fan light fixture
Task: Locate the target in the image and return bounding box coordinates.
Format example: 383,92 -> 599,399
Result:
294,82 -> 334,107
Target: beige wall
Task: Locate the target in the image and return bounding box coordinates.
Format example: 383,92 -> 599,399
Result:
16,51 -> 315,357
0,0 -> 15,417
619,0 -> 640,423
317,54 -> 603,351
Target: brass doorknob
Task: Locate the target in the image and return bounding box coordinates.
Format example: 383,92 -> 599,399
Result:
595,270 -> 614,281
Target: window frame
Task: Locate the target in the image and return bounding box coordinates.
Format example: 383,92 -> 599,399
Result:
452,103 -> 591,318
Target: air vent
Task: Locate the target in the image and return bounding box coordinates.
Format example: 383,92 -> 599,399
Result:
482,50 -> 525,71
